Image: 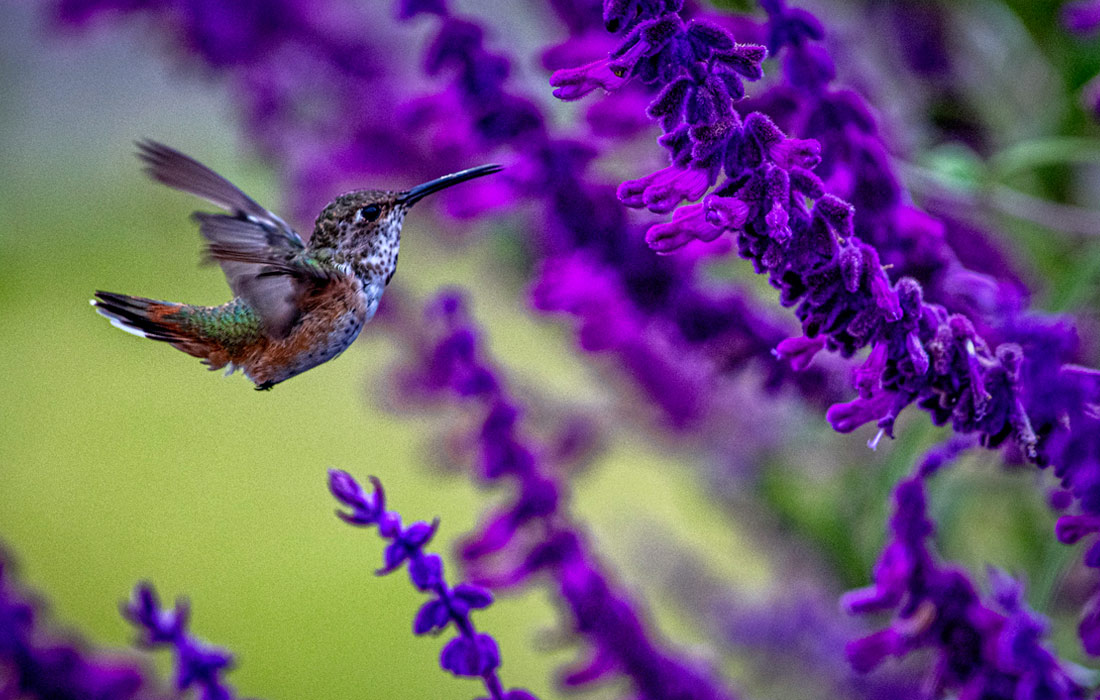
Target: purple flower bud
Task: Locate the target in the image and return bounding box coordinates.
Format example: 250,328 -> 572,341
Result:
377,510 -> 402,538
905,332 -> 930,376
744,111 -> 785,147
845,628 -> 903,673
712,43 -> 767,79
764,200 -> 791,242
647,76 -> 693,124
409,553 -> 444,591
852,342 -> 887,398
814,194 -> 854,237
703,194 -> 749,229
550,56 -> 633,101
826,390 -> 893,433
838,246 -> 862,293
440,633 -> 501,676
646,203 -> 723,253
869,269 -> 902,322
685,20 -> 734,56
789,166 -> 824,197
414,599 -> 451,635
1063,0 -> 1100,35
641,166 -> 713,213
453,584 -> 494,609
1055,515 -> 1100,544
773,335 -> 826,370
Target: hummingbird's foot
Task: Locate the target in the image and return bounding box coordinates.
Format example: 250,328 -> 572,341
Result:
255,381 -> 275,391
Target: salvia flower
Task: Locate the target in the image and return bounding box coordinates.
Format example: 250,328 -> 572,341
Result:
843,475 -> 1086,699
327,469 -> 536,700
554,2 -> 1041,461
122,583 -> 237,700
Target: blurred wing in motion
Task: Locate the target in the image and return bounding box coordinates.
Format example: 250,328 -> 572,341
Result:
138,140 -> 325,339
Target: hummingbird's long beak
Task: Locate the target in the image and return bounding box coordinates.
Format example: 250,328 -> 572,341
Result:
398,164 -> 504,206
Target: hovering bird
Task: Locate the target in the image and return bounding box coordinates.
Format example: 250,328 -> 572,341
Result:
93,141 -> 501,390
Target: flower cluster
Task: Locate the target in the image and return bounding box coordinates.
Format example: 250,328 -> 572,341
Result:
756,2 -> 1100,521
328,469 -> 535,700
391,290 -> 739,699
843,475 -> 1086,700
0,557 -> 159,700
553,0 -> 1042,461
122,584 -> 238,700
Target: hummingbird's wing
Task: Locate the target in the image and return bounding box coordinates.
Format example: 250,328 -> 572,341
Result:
137,140 -> 320,340
136,140 -> 305,249
193,213 -> 336,340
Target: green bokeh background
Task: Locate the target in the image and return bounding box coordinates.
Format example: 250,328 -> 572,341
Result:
4,0 -> 1100,697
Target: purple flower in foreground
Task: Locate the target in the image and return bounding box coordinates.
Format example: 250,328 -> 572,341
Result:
0,557 -> 158,700
328,469 -> 536,700
842,476 -> 1086,700
122,583 -> 236,700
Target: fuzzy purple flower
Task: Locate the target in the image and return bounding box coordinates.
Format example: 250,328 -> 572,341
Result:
552,1 -> 1041,461
0,557 -> 159,700
842,475 -> 1086,699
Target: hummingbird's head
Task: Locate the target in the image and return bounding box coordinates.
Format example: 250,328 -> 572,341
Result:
312,164 -> 503,253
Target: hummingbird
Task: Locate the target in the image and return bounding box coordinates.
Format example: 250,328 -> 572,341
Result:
93,141 -> 501,390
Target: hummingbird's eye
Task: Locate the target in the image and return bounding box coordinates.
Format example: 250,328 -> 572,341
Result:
358,204 -> 381,222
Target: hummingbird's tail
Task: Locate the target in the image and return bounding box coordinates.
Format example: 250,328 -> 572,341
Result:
91,291 -> 220,363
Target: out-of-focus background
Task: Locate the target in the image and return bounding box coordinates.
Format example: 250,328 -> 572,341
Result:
2,0 -> 1099,698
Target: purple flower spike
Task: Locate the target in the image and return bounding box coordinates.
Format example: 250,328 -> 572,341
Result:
328,470 -> 534,700
550,0 -> 1063,471
122,582 -> 236,700
844,472 -> 1086,699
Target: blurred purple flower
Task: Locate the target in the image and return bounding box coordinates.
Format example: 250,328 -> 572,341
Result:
389,290 -> 739,699
328,470 -> 536,700
0,556 -> 162,700
1063,0 -> 1100,35
122,583 -> 236,700
842,476 -> 1086,699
